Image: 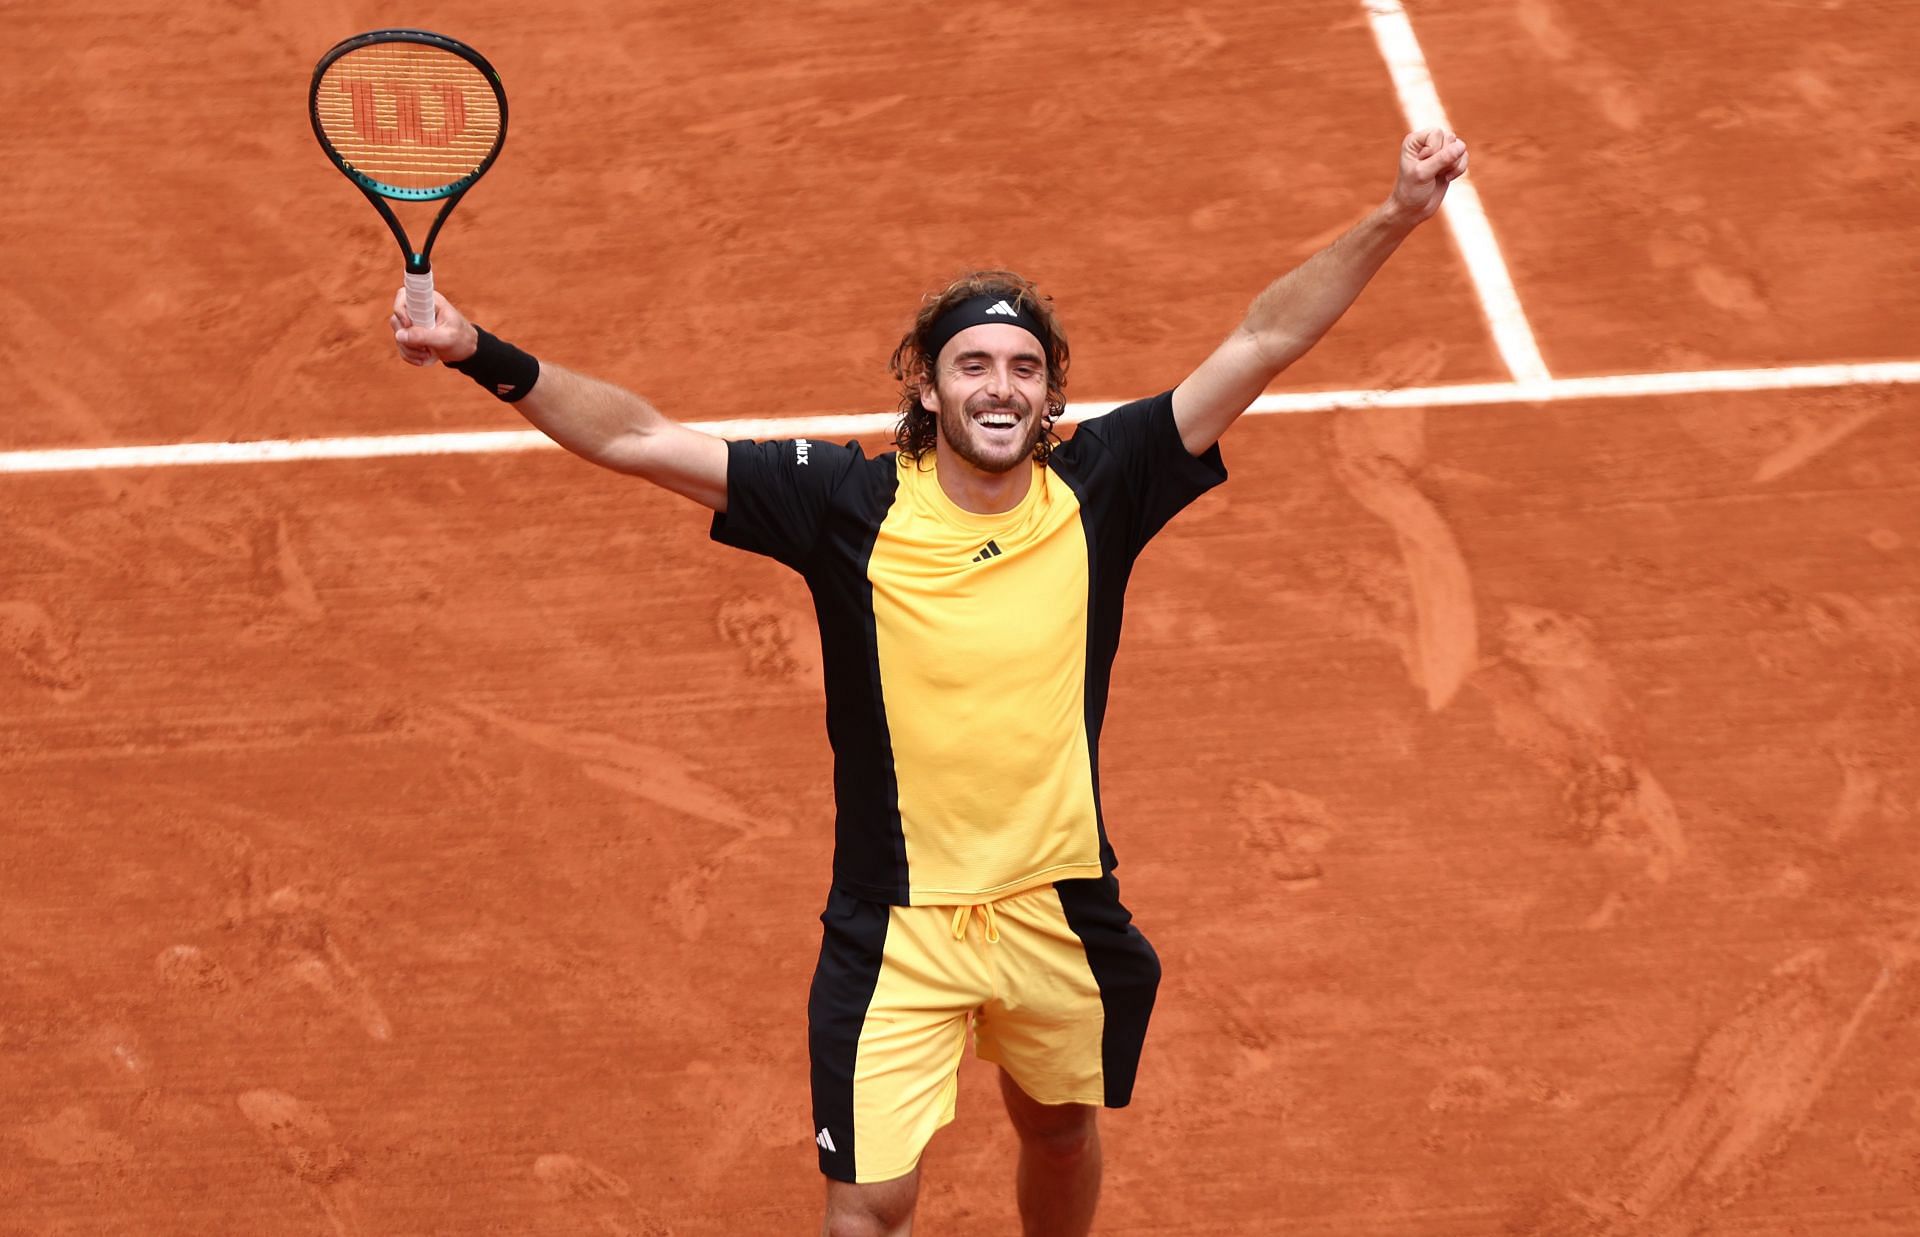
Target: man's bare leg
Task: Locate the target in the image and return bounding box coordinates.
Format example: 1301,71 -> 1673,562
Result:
822,1168 -> 920,1237
999,1068 -> 1102,1237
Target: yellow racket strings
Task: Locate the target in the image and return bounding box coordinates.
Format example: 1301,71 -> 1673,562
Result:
315,44 -> 501,192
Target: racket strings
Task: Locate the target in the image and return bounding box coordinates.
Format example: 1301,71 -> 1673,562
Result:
314,45 -> 501,191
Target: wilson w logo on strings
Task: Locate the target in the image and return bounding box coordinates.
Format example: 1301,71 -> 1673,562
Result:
338,80 -> 468,146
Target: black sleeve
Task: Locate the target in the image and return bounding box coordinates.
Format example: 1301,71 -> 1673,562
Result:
709,436 -> 865,571
1060,389 -> 1227,555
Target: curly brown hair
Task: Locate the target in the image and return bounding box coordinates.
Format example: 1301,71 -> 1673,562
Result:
889,270 -> 1071,464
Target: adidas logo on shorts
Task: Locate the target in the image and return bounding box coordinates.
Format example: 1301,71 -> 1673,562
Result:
816,1127 -> 838,1152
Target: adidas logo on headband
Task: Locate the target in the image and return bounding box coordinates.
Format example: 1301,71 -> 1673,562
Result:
924,292 -> 1053,363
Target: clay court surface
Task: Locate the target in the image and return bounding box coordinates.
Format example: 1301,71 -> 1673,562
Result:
3,1 -> 1918,1233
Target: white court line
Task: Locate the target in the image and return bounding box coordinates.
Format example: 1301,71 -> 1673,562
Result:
1363,0 -> 1553,387
4,361 -> 1916,475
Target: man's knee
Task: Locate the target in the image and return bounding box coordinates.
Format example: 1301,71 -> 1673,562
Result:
823,1171 -> 919,1237
1000,1072 -> 1099,1163
1018,1111 -> 1098,1165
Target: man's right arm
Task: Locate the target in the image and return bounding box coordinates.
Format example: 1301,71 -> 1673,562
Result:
391,289 -> 729,513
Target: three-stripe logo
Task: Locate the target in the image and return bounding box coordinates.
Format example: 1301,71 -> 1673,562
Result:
816,1127 -> 837,1152
971,540 -> 1003,563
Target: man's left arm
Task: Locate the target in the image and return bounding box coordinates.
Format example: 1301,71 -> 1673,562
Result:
1171,128 -> 1470,456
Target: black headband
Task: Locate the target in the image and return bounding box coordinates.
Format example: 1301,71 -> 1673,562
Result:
922,293 -> 1052,368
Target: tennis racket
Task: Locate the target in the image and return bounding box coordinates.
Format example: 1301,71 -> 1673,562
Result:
309,29 -> 507,351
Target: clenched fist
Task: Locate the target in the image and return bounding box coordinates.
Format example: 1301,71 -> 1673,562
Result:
1388,128 -> 1469,224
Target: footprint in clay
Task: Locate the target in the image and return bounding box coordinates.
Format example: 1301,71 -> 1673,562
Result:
236,1089 -> 362,1236
533,1153 -> 671,1236
0,601 -> 88,700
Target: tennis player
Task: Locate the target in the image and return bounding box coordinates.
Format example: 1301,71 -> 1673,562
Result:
390,129 -> 1467,1237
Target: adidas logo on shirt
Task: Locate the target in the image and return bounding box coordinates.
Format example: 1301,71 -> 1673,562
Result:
971,540 -> 1004,563
984,300 -> 1017,317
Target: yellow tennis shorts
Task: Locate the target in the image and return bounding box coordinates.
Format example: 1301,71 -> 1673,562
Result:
806,874 -> 1161,1183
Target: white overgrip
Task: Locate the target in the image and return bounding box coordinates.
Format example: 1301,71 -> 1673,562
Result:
405,269 -> 437,364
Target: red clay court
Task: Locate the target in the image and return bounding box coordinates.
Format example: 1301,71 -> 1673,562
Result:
2,1 -> 1917,1233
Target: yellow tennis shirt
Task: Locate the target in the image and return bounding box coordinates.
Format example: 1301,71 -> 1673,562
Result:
713,390 -> 1225,905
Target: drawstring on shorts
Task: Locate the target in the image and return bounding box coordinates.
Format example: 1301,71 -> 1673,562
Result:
950,901 -> 1000,944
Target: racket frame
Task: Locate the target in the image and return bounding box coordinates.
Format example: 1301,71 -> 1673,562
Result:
309,29 -> 508,329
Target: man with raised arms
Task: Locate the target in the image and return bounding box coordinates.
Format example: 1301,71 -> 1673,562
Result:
388,129 -> 1468,1237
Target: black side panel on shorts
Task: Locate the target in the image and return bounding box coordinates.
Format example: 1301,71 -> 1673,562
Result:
1055,875 -> 1162,1107
808,887 -> 891,1181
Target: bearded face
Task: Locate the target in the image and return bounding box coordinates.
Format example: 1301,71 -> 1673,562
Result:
922,323 -> 1052,475
936,384 -> 1048,474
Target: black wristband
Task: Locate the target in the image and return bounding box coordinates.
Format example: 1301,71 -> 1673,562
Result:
450,327 -> 540,403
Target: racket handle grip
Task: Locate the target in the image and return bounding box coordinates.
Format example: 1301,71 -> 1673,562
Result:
405,269 -> 437,332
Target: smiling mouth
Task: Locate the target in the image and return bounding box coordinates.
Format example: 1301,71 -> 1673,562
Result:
971,409 -> 1022,431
